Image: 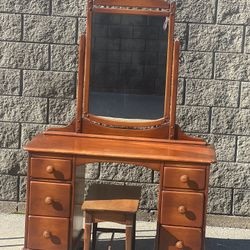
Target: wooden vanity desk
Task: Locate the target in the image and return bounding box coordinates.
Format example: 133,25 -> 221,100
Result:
23,1 -> 216,249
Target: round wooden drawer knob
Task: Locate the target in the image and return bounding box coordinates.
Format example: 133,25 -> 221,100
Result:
43,230 -> 51,239
44,196 -> 53,205
46,165 -> 54,173
180,175 -> 188,183
178,205 -> 186,214
175,240 -> 184,249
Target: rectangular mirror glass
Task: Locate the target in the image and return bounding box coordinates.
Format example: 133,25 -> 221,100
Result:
89,12 -> 168,120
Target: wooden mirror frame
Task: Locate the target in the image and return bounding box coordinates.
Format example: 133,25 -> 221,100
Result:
47,0 -> 201,141
78,0 -> 179,132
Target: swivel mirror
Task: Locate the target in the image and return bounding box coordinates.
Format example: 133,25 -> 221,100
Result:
89,12 -> 168,120
79,0 -> 177,132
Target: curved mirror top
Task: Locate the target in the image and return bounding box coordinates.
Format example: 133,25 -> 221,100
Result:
89,12 -> 168,120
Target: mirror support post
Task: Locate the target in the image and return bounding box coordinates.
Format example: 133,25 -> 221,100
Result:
83,1 -> 93,118
164,2 -> 176,120
76,34 -> 86,133
169,39 -> 180,139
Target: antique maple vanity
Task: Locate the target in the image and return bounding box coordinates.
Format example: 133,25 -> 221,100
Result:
23,0 -> 216,249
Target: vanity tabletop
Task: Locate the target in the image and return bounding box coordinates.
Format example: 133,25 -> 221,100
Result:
24,132 -> 216,164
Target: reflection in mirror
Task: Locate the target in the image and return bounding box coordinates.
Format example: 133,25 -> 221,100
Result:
89,12 -> 168,120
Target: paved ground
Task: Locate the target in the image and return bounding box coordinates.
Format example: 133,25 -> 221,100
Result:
0,214 -> 250,250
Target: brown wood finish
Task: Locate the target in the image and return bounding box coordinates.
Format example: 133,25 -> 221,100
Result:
24,134 -> 215,164
76,34 -> 86,133
82,184 -> 139,250
175,125 -> 206,142
22,1 -> 216,249
87,114 -> 166,127
83,199 -> 139,213
83,0 -> 92,115
94,0 -> 171,9
23,155 -> 32,248
83,212 -> 92,250
159,225 -> 202,250
80,2 -> 176,130
91,210 -> 128,224
125,223 -> 133,250
202,165 -> 210,249
161,191 -> 204,228
29,181 -> 71,217
30,157 -> 72,180
169,39 -> 180,139
27,216 -> 69,250
155,163 -> 165,250
164,3 -> 176,119
94,7 -> 171,17
45,130 -> 207,145
47,119 -> 76,133
70,157 -> 79,250
83,202 -> 137,250
163,167 -> 206,190
22,129 -> 215,249
82,117 -> 171,138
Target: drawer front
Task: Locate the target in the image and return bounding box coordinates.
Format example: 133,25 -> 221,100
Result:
161,191 -> 204,227
29,181 -> 71,217
159,225 -> 202,250
30,157 -> 72,180
163,167 -> 206,190
27,216 -> 69,250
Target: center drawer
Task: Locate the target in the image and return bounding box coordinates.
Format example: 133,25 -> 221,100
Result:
161,191 -> 204,227
29,181 -> 71,217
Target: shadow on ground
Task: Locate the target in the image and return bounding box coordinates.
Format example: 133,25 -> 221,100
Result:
77,238 -> 250,250
1,238 -> 249,249
77,239 -> 155,250
206,238 -> 250,250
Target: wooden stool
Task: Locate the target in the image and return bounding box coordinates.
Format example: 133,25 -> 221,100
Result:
82,184 -> 141,250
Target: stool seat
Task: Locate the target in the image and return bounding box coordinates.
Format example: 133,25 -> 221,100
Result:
82,199 -> 139,213
82,184 -> 141,250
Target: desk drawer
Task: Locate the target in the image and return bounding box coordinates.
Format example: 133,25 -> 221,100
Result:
163,167 -> 206,190
159,225 -> 202,250
30,157 -> 72,180
161,191 -> 204,227
29,181 -> 71,217
27,215 -> 69,250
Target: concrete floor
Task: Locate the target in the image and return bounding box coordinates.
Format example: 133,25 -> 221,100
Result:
0,214 -> 250,250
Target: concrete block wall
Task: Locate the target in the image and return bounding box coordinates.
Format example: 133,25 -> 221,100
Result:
0,0 -> 249,219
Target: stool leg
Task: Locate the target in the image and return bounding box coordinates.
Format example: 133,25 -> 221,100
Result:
92,223 -> 98,250
84,212 -> 92,250
125,225 -> 133,250
132,215 -> 136,250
